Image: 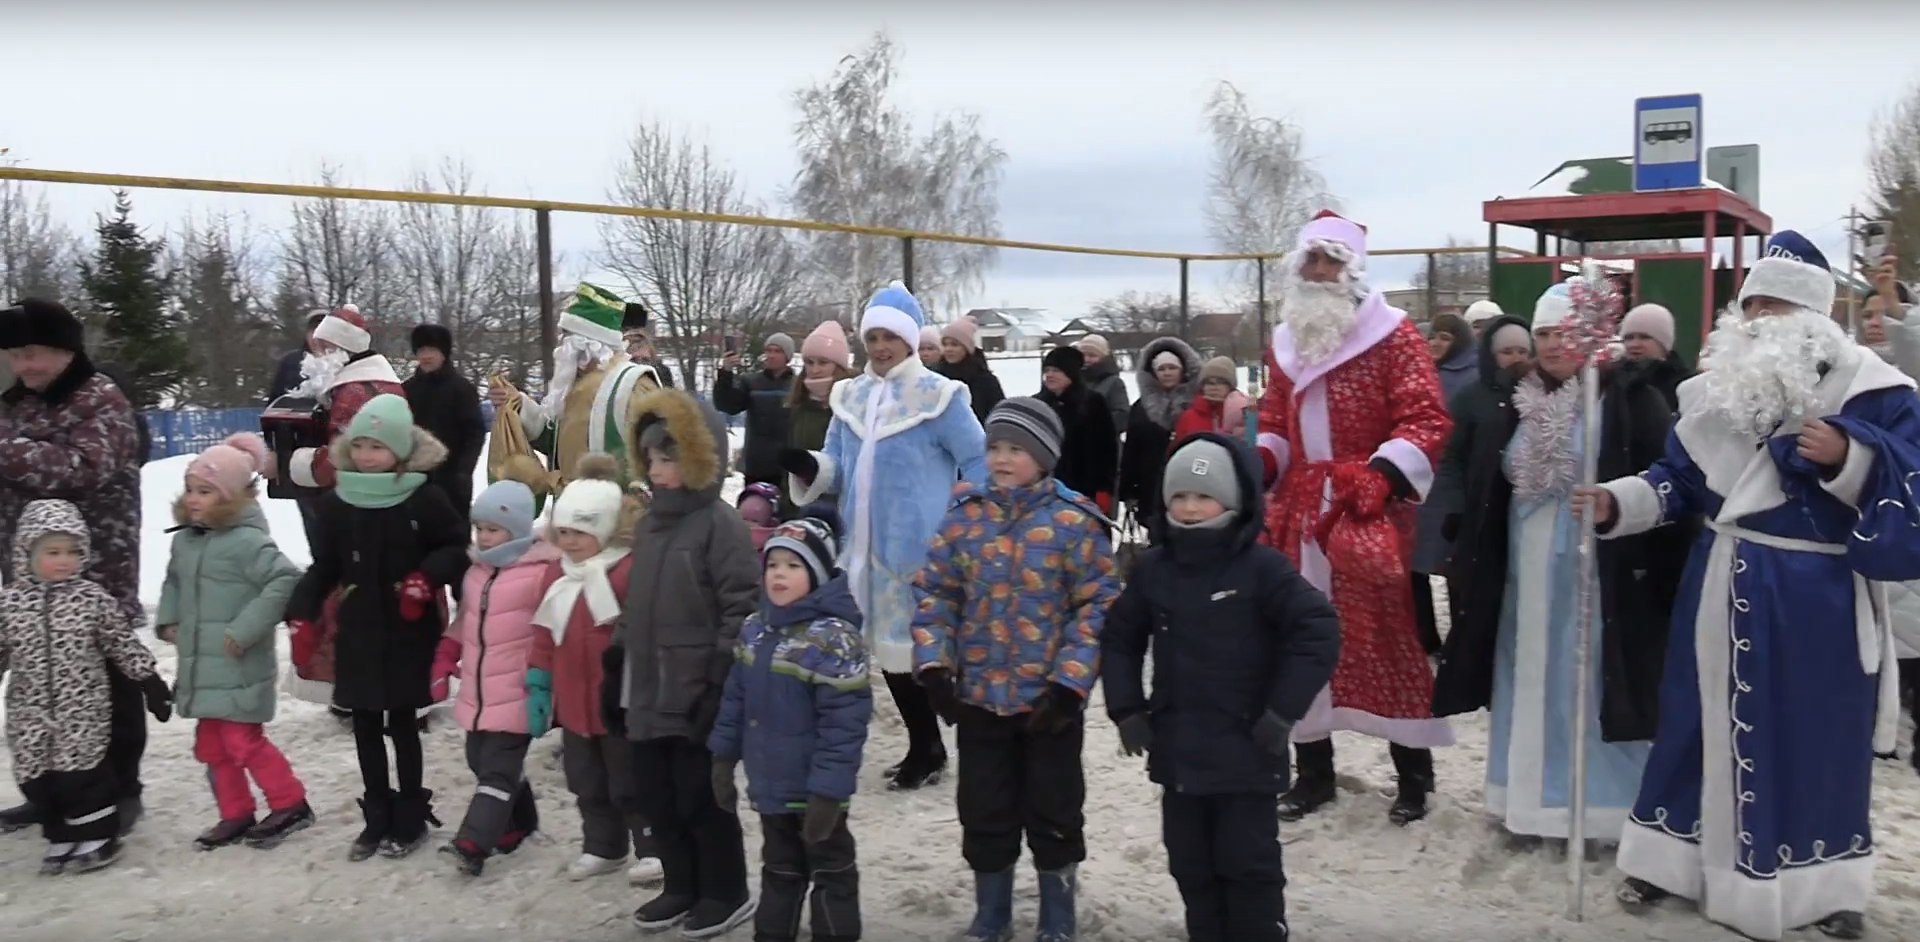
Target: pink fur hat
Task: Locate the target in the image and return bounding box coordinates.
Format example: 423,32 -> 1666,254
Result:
942,316 -> 980,353
801,319 -> 854,369
188,433 -> 270,500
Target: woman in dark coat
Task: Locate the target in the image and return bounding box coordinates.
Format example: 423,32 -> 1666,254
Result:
1433,301 -> 1693,844
1409,313 -> 1481,653
1117,336 -> 1202,526
933,318 -> 1004,423
1035,344 -> 1120,511
401,324 -> 486,516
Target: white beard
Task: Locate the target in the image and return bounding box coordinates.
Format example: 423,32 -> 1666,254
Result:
543,333 -> 618,415
1280,279 -> 1361,365
293,349 -> 350,400
1696,307 -> 1853,438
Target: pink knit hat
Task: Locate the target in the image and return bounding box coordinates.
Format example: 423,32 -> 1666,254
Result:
187,433 -> 270,500
801,319 -> 854,369
919,325 -> 942,351
942,316 -> 979,353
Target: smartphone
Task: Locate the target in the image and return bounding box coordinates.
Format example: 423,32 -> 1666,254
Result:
723,334 -> 740,356
1864,220 -> 1892,261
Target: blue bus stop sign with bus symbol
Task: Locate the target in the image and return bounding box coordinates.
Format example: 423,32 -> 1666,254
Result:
1634,94 -> 1703,191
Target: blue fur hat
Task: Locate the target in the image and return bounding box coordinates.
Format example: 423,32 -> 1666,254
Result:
1740,229 -> 1836,314
859,281 -> 925,350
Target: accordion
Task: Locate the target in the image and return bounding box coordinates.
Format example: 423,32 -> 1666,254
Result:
260,394 -> 328,500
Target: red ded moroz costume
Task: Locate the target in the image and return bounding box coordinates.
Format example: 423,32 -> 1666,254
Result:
1256,212 -> 1454,750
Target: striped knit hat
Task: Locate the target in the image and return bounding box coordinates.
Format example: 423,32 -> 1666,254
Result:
764,517 -> 839,590
985,397 -> 1065,474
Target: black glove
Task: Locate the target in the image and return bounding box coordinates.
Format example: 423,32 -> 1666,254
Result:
711,759 -> 739,815
1114,712 -> 1153,757
918,668 -> 961,725
779,447 -> 819,481
1250,710 -> 1292,764
140,674 -> 173,723
1028,682 -> 1085,735
802,794 -> 844,845
599,645 -> 627,736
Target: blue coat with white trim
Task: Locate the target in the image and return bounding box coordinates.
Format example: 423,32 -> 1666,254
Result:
708,574 -> 872,812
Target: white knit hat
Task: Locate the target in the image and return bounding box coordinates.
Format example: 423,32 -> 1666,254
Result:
550,477 -> 625,546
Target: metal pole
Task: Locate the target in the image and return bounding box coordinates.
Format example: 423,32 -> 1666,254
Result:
1424,252 -> 1439,320
1567,271 -> 1605,919
901,236 -> 916,293
1256,257 -> 1269,385
536,208 -> 556,391
1179,258 -> 1191,342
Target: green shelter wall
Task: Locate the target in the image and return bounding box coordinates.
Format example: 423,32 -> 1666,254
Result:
1637,259 -> 1705,367
1490,261 -> 1558,325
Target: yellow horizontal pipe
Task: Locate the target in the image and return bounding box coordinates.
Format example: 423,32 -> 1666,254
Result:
0,166 -> 1532,262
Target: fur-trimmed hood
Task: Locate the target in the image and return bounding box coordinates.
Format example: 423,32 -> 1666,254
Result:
627,388 -> 729,494
171,488 -> 270,533
326,424 -> 450,475
1134,336 -> 1203,429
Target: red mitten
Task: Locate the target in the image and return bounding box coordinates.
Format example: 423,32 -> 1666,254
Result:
288,619 -> 316,670
1259,449 -> 1280,491
430,636 -> 461,702
1094,491 -> 1113,515
398,572 -> 435,622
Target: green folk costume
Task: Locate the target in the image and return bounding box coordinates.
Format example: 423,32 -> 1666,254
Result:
505,284 -> 660,497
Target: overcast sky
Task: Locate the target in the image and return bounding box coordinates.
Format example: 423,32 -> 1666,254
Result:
7,2 -> 1914,322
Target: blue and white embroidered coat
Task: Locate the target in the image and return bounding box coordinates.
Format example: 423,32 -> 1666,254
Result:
789,355 -> 987,672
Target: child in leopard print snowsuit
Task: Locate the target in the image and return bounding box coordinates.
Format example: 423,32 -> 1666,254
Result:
0,500 -> 173,875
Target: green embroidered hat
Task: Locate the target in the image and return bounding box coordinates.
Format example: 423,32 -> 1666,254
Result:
346,394 -> 418,461
561,283 -> 630,348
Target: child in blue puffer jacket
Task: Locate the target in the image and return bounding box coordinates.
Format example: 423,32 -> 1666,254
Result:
709,516 -> 871,942
910,397 -> 1121,942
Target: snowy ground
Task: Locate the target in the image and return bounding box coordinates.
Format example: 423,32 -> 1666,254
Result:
4,366 -> 1920,940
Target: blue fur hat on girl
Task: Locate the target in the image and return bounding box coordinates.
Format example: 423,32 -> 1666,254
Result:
859,281 -> 925,349
1739,229 -> 1836,315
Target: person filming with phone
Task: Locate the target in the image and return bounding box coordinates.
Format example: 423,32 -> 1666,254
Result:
714,332 -> 798,491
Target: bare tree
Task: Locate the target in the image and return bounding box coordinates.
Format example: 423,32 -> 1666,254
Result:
1089,290 -> 1181,335
1869,81 -> 1920,282
601,121 -> 803,389
172,212 -> 279,406
280,162 -> 400,350
389,158 -> 529,381
0,165 -> 83,303
788,31 -> 1006,320
1203,81 -> 1336,300
471,211 -> 548,391
1409,235 -> 1492,317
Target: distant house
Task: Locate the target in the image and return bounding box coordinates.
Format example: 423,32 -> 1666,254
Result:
1382,287 -> 1490,322
961,307 -> 1071,353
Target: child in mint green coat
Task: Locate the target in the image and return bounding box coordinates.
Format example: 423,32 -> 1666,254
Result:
156,433 -> 310,851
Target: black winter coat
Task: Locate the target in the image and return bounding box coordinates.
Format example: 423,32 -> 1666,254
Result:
1036,382 -> 1119,503
1116,337 -> 1203,523
1623,352 -> 1691,415
268,348 -> 307,403
935,351 -> 1005,424
401,364 -> 486,514
1101,432 -> 1342,795
1082,357 -> 1131,433
287,479 -> 471,712
711,366 -> 795,484
1434,338 -> 1693,743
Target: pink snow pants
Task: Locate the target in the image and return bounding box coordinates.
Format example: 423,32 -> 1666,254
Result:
194,719 -> 306,820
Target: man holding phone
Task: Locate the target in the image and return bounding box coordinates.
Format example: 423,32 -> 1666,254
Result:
714,332 -> 798,489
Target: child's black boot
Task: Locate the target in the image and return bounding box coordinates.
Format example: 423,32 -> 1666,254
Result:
194,814 -> 257,850
379,788 -> 441,858
350,790 -> 393,862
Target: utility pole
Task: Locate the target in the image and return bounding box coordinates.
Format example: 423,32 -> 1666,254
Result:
1845,205 -> 1861,334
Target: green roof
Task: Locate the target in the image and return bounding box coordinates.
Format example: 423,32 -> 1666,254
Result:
1526,157 -> 1634,196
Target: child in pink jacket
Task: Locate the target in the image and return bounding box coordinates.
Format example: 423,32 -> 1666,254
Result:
431,481 -> 560,876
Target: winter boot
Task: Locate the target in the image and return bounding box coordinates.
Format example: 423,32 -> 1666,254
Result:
1035,865 -> 1078,942
1614,876 -> 1671,914
680,894 -> 756,939
953,868 -> 1016,942
116,795 -> 144,837
752,862 -> 808,941
888,748 -> 948,792
1,801 -> 45,834
1816,911 -> 1866,940
350,790 -> 393,862
632,891 -> 696,931
194,815 -> 258,851
1276,777 -> 1335,822
39,842 -> 74,876
244,801 -> 316,849
495,784 -> 540,856
439,838 -> 488,877
1387,746 -> 1433,826
65,837 -> 123,874
379,788 -> 441,858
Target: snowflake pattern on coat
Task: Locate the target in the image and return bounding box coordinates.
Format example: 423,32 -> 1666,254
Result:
1259,318 -> 1451,724
910,480 -> 1119,715
0,500 -> 159,785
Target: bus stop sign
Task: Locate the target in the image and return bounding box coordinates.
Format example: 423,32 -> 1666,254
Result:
1634,94 -> 1704,192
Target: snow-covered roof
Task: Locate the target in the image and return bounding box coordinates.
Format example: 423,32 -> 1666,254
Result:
1507,156 -> 1731,200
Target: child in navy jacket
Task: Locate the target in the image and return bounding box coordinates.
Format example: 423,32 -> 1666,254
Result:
709,517 -> 872,942
1100,433 -> 1341,942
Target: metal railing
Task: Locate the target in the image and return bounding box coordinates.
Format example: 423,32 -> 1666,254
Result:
2,165 -> 1534,372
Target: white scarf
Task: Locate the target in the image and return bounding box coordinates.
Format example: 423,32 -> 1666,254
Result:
532,546 -> 631,647
845,373 -> 895,608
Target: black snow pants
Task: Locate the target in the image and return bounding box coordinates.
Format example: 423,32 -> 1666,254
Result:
1162,790 -> 1288,942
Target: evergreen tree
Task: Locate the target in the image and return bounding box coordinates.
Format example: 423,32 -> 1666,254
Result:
174,222 -> 276,406
79,190 -> 188,408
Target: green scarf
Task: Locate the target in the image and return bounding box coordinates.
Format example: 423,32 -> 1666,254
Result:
334,470 -> 429,509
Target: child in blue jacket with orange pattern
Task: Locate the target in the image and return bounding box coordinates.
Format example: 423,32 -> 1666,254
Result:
909,397 -> 1120,942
